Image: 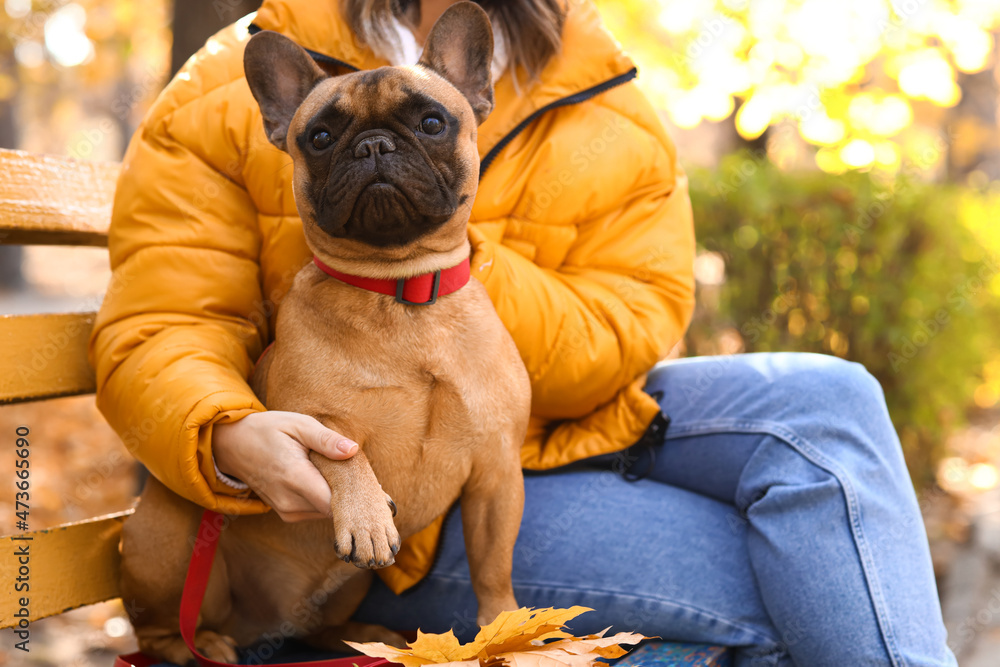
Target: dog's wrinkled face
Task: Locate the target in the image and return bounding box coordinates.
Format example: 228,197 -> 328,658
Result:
244,2 -> 494,249
289,69 -> 469,247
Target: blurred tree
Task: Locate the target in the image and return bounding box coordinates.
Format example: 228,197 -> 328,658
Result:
170,0 -> 261,77
0,38 -> 24,290
595,0 -> 1000,176
0,1 -> 172,161
946,68 -> 1000,180
687,153 -> 1000,485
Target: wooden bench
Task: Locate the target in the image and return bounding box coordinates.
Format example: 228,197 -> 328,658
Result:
0,148 -> 132,633
0,147 -> 730,666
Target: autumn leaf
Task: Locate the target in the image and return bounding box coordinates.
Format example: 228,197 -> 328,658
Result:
346,629 -> 474,667
525,629 -> 647,660
473,606 -> 589,658
346,607 -> 646,666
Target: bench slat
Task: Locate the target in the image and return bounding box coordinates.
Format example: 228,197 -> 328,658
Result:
0,313 -> 97,403
1,510 -> 132,627
0,148 -> 118,247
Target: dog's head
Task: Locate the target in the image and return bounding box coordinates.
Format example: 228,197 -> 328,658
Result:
244,2 -> 493,258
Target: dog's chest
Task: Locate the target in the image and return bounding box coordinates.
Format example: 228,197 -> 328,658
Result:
270,278 -> 523,461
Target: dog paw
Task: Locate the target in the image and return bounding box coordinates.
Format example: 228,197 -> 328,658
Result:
476,595 -> 519,628
139,629 -> 238,665
307,621 -> 408,652
331,490 -> 401,569
194,631 -> 240,663
349,623 -> 409,648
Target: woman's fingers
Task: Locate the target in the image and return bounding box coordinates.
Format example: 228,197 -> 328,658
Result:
256,438 -> 334,519
280,511 -> 329,522
285,414 -> 359,460
255,487 -> 329,523
254,465 -> 332,521
211,411 -> 348,522
290,459 -> 335,517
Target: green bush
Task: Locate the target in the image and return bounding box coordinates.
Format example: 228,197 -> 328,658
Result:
686,153 -> 1000,486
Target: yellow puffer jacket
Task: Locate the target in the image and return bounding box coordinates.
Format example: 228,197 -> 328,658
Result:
89,0 -> 695,593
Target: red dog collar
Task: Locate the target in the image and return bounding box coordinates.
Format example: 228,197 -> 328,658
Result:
250,256 -> 471,367
312,255 -> 470,306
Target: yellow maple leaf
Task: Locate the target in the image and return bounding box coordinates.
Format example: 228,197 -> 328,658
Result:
345,629 -> 474,667
491,630 -> 646,666
474,606 -> 591,658
346,607 -> 646,667
520,629 -> 647,660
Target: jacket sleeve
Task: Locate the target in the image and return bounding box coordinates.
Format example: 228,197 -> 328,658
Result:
469,92 -> 695,420
88,70 -> 271,514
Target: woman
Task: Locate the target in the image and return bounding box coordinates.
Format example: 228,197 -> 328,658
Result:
88,0 -> 955,664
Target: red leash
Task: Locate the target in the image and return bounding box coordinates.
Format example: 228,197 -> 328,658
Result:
116,510 -> 393,667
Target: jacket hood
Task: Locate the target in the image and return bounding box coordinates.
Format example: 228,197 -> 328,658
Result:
251,0 -> 637,171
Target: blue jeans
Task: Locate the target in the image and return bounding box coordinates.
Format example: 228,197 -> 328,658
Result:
354,353 -> 956,666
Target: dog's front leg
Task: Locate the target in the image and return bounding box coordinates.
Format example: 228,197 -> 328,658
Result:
309,448 -> 401,568
461,443 -> 524,626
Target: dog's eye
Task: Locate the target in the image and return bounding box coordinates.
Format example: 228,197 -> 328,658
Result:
311,130 -> 333,150
419,116 -> 445,135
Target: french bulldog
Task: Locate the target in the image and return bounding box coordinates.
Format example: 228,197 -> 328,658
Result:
119,3 -> 530,662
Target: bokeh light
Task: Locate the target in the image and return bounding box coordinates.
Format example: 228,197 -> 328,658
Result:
596,0 -> 1000,173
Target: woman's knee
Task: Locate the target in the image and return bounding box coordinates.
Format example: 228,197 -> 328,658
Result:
649,353 -> 901,472
761,353 -> 885,410
745,354 -> 908,476
649,352 -> 886,419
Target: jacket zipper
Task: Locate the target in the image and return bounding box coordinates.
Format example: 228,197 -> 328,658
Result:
247,23 -> 637,181
248,23 -> 359,71
478,67 -> 637,179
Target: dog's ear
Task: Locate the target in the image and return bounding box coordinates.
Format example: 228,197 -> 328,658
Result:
418,2 -> 494,125
244,30 -> 328,151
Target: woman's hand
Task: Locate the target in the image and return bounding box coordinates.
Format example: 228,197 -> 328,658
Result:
212,411 -> 359,522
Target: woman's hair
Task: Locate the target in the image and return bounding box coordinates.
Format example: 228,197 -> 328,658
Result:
341,0 -> 566,80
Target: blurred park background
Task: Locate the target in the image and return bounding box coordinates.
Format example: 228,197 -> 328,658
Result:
3,0 -> 1000,664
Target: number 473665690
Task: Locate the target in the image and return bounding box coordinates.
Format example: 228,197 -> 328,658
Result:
15,425 -> 30,529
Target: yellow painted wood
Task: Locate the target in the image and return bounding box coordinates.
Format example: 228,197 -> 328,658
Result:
0,313 -> 97,404
0,149 -> 131,629
0,148 -> 118,246
0,511 -> 132,627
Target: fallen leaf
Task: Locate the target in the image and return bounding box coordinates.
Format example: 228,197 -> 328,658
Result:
347,607 -> 647,666
346,629 -> 473,667
516,630 -> 647,660
499,648 -> 593,667
474,606 -> 589,657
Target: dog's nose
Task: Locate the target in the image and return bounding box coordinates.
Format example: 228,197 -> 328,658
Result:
353,135 -> 396,158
